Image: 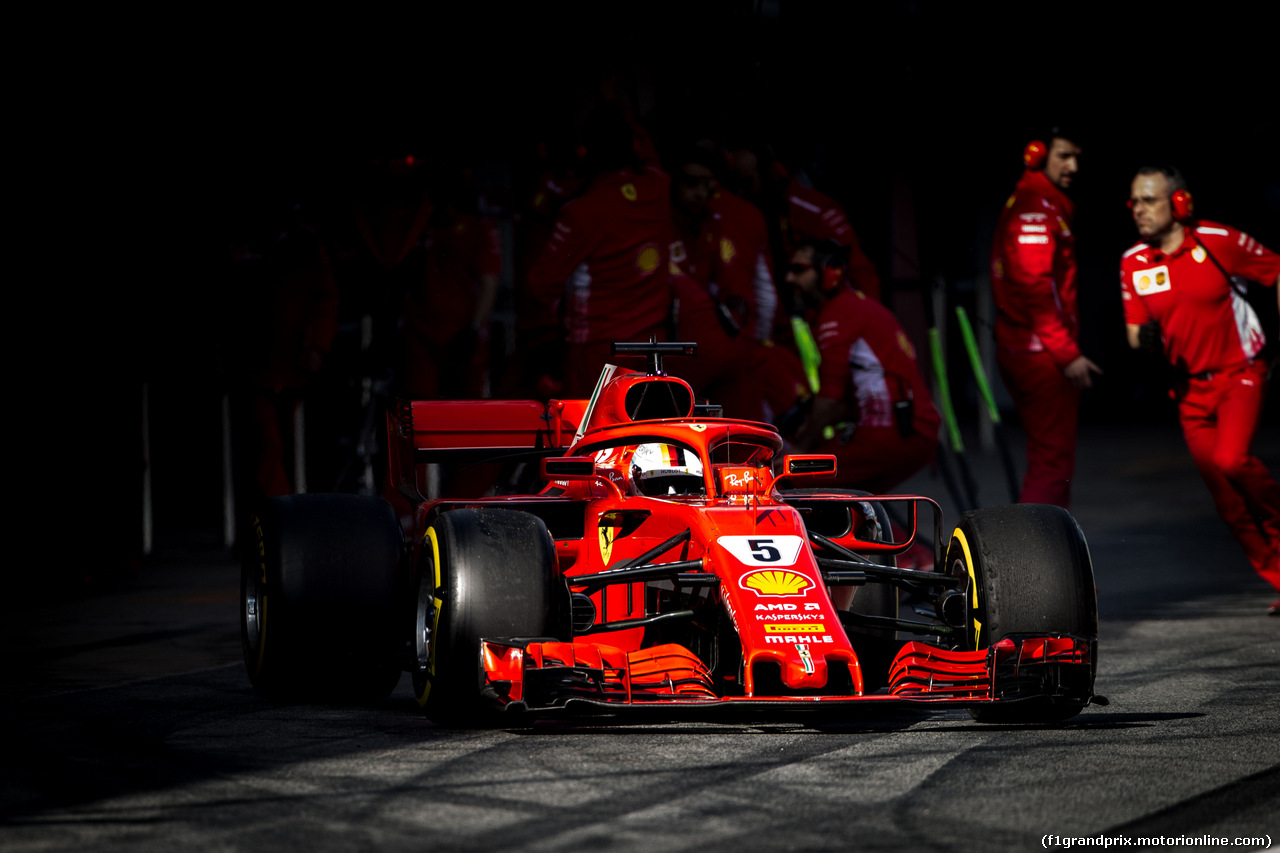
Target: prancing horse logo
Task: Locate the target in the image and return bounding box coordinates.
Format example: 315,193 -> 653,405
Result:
598,512 -> 621,564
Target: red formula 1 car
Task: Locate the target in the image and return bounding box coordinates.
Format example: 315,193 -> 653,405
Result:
241,342 -> 1100,724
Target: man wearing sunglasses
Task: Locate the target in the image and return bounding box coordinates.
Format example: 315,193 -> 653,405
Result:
1121,166 -> 1280,613
990,127 -> 1100,510
786,240 -> 939,499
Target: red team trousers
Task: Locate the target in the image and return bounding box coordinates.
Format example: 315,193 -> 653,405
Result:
1177,360 -> 1280,591
996,348 -> 1081,508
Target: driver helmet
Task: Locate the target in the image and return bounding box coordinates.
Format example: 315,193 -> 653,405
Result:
631,443 -> 705,496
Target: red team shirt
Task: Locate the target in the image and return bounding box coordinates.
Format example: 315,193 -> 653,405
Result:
1120,220 -> 1280,376
403,212 -> 503,346
990,169 -> 1081,367
710,190 -> 778,341
676,189 -> 778,341
814,288 -> 940,437
527,166 -> 675,345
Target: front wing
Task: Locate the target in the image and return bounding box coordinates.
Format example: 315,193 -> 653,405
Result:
480,634 -> 1094,713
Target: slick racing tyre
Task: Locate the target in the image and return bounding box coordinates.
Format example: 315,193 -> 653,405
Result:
782,489 -> 898,691
946,504 -> 1097,723
241,494 -> 405,703
413,508 -> 567,725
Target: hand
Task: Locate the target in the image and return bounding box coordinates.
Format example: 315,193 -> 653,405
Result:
1137,321 -> 1162,352
1062,355 -> 1102,389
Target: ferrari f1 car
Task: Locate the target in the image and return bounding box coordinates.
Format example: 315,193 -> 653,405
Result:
241,342 -> 1100,724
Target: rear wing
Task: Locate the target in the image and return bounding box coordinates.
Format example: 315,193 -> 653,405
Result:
387,398 -> 589,502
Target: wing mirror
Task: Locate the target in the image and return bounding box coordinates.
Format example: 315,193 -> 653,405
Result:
776,454 -> 837,484
541,457 -> 596,479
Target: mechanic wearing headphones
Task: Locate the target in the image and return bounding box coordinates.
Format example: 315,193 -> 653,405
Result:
1121,166 -> 1280,613
526,103 -> 675,398
666,144 -> 807,422
725,142 -> 884,305
786,239 -> 939,496
990,128 -> 1102,510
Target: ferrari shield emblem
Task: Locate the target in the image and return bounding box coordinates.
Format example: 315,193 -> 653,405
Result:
598,512 -> 622,564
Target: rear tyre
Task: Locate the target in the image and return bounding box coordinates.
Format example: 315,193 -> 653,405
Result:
412,508 -> 566,725
946,504 -> 1097,723
241,494 -> 405,702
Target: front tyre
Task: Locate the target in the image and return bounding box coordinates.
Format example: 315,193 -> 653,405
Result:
946,504 -> 1097,723
413,508 -> 566,725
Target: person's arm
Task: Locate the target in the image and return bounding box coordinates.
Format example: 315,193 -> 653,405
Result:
1119,259 -> 1159,355
999,210 -> 1083,368
1061,354 -> 1102,389
1212,226 -> 1280,291
470,219 -> 503,332
526,205 -> 591,303
1126,319 -> 1162,353
472,273 -> 499,331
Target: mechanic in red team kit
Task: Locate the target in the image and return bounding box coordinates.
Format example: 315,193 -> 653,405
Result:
400,184 -> 502,399
726,143 -> 883,303
1121,166 -> 1280,613
990,128 -> 1101,509
787,239 -> 940,494
667,144 -> 801,421
526,105 -> 675,397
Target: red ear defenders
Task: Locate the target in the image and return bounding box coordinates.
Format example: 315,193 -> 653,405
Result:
822,264 -> 843,293
812,241 -> 848,293
1023,140 -> 1048,170
1126,188 -> 1194,221
1171,189 -> 1193,221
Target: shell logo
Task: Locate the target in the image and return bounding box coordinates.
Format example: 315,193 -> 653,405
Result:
897,330 -> 916,359
637,244 -> 660,273
740,570 -> 812,597
719,237 -> 736,264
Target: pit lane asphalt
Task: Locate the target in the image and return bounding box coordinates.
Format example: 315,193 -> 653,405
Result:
3,422 -> 1277,852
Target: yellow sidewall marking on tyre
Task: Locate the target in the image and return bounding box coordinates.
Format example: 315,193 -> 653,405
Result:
951,529 -> 983,649
417,526 -> 445,708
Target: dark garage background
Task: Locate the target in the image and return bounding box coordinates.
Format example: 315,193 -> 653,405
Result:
74,1 -> 1277,573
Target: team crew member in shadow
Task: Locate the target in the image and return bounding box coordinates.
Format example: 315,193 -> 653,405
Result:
786,239 -> 939,575
526,104 -> 676,397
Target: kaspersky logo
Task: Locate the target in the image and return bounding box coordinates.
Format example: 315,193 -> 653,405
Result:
739,570 -> 813,597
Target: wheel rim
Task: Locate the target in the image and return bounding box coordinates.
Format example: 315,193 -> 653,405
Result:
415,575 -> 434,670
244,572 -> 263,654
948,535 -> 979,651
